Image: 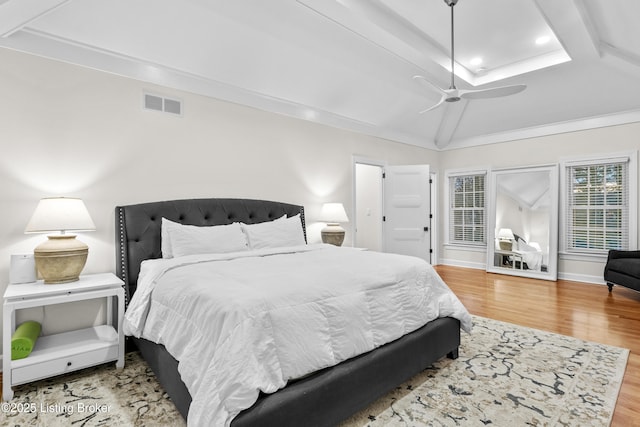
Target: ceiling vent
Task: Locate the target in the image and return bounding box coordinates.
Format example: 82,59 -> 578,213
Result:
143,92 -> 183,116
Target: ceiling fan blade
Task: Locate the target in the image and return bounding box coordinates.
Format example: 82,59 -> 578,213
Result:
419,95 -> 446,114
460,84 -> 527,100
413,75 -> 446,95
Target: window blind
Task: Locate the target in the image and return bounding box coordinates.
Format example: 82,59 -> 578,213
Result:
565,159 -> 629,253
449,174 -> 486,245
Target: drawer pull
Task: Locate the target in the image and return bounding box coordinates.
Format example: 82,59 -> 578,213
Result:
67,362 -> 72,367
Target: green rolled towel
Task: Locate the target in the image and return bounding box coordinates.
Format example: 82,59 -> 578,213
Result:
11,320 -> 41,360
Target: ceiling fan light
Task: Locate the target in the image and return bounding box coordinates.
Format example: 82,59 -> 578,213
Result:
446,96 -> 461,103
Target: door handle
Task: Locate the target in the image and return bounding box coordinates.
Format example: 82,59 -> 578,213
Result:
424,226 -> 429,232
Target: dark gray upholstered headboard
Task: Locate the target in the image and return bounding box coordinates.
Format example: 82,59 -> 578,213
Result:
115,198 -> 305,304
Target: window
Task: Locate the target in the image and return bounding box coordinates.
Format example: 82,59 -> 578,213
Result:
563,154 -> 636,255
448,172 -> 486,245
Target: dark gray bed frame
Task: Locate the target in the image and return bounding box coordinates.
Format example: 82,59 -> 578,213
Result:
115,198 -> 460,427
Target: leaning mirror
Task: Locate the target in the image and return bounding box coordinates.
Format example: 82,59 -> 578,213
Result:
487,165 -> 559,280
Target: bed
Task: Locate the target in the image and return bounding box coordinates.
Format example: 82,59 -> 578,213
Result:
115,198 -> 471,427
512,233 -> 545,271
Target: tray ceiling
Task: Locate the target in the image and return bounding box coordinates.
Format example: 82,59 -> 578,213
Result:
1,0 -> 639,150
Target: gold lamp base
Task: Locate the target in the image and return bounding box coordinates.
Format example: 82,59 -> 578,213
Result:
34,235 -> 88,284
321,224 -> 345,246
499,240 -> 512,251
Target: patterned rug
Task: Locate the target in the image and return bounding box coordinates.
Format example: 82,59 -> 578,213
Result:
341,316 -> 629,427
1,316 -> 628,426
1,351 -> 186,427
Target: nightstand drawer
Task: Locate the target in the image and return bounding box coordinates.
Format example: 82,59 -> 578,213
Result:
12,344 -> 119,385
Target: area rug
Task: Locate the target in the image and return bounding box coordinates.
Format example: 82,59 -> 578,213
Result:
341,316 -> 629,427
1,351 -> 186,427
1,316 -> 628,426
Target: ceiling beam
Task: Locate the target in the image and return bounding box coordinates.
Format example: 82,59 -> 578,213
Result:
538,0 -> 640,86
297,0 -> 452,88
0,0 -> 71,38
531,187 -> 550,211
601,42 -> 640,77
533,0 -> 600,61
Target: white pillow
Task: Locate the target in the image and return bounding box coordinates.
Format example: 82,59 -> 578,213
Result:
161,218 -> 174,258
241,214 -> 306,250
161,218 -> 249,258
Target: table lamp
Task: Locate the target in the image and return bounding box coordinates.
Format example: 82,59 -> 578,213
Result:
497,228 -> 515,251
320,203 -> 349,246
25,197 -> 96,284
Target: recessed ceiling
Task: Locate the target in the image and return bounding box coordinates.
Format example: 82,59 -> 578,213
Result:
1,0 -> 639,150
317,0 -> 571,86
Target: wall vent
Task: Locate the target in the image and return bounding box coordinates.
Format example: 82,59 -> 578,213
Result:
143,92 -> 183,116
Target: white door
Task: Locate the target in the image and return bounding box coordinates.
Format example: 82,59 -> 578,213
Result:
383,165 -> 431,261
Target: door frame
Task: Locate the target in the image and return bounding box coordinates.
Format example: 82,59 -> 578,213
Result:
353,157 -> 437,263
430,172 -> 438,265
352,156 -> 386,249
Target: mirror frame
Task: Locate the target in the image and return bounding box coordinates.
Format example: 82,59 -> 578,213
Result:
486,164 -> 559,281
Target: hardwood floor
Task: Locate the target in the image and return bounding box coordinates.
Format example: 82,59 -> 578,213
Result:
435,265 -> 640,427
2,266 -> 638,424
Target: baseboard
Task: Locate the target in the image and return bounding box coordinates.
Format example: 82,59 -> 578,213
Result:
440,260 -> 605,286
439,259 -> 487,270
558,272 -> 606,285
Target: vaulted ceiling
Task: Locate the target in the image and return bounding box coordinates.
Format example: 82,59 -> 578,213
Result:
1,0 -> 639,150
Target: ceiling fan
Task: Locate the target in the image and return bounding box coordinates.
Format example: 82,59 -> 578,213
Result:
414,0 -> 526,113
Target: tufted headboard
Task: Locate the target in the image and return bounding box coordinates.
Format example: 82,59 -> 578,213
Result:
115,198 -> 305,304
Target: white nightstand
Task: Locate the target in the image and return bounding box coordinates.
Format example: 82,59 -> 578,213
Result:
2,273 -> 125,401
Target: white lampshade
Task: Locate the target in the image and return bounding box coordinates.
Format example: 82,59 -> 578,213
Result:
319,203 -> 349,224
25,197 -> 95,284
497,228 -> 515,240
25,197 -> 96,234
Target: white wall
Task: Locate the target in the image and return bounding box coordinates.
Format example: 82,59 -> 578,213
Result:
2,45 -> 639,362
439,124 -> 640,283
0,48 -> 439,356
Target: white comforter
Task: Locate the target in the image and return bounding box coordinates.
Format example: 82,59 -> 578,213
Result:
123,244 -> 472,427
514,249 -> 543,271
